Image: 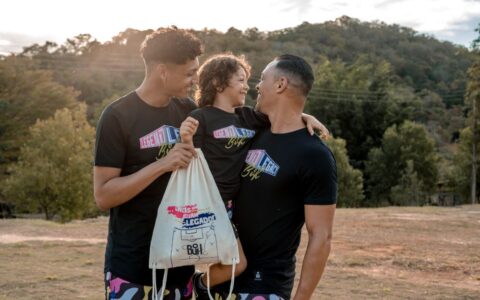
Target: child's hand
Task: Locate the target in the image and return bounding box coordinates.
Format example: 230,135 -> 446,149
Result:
302,113 -> 330,140
180,117 -> 199,146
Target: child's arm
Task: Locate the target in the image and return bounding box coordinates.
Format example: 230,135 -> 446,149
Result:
180,116 -> 199,146
302,113 -> 330,140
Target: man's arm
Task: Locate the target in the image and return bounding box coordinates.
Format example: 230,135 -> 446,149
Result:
301,113 -> 330,139
293,204 -> 336,300
94,143 -> 197,211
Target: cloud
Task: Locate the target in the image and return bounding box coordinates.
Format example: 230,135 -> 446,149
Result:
1,0 -> 479,52
0,32 -> 56,55
433,16 -> 479,46
279,0 -> 314,14
374,0 -> 408,9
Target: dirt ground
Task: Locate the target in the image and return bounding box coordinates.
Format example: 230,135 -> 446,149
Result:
0,205 -> 479,299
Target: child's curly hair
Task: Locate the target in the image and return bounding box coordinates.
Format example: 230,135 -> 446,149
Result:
195,53 -> 251,107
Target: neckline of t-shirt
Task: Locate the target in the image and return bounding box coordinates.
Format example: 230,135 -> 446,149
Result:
205,105 -> 236,115
133,91 -> 174,110
268,127 -> 308,137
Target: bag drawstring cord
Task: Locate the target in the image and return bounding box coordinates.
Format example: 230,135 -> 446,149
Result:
206,258 -> 237,300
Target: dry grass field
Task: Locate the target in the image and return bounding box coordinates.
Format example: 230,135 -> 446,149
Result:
1,205 -> 479,299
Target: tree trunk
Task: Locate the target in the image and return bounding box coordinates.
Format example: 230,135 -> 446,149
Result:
472,95 -> 477,205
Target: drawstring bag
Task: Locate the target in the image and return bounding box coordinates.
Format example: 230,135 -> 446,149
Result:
149,149 -> 239,300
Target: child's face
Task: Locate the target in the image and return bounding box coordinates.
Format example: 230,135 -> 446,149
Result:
220,68 -> 249,107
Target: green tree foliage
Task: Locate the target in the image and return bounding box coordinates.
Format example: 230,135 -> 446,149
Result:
265,17 -> 471,103
14,17 -> 471,110
450,54 -> 480,202
325,137 -> 364,207
366,121 -> 438,206
0,18 -> 473,211
0,57 -> 79,174
306,56 -> 421,169
472,23 -> 480,50
450,128 -> 479,201
2,104 -> 96,221
390,160 -> 427,206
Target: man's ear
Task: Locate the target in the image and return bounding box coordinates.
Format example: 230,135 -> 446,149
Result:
275,76 -> 288,93
155,63 -> 168,82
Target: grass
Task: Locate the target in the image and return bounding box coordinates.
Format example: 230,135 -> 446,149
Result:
0,205 -> 479,299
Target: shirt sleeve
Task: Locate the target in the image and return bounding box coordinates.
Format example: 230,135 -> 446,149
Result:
300,143 -> 338,205
235,106 -> 270,129
94,106 -> 126,168
188,109 -> 206,149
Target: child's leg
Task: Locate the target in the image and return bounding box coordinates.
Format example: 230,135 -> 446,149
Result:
202,237 -> 247,287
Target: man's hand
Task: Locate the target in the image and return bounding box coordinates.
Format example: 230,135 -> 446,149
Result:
302,113 -> 330,140
94,143 -> 197,211
158,142 -> 197,172
180,116 -> 199,146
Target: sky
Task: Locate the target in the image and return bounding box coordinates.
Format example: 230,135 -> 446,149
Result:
1,0 -> 479,55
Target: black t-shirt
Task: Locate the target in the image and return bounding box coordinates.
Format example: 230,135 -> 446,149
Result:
94,91 -> 197,286
189,106 -> 269,202
229,128 -> 337,299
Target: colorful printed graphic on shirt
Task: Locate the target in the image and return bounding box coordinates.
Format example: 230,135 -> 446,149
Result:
213,125 -> 255,149
167,204 -> 219,263
139,125 -> 180,159
241,149 -> 280,180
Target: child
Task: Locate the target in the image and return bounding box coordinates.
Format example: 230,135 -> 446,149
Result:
180,53 -> 328,298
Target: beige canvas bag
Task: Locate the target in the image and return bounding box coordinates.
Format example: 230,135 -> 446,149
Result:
149,149 -> 239,300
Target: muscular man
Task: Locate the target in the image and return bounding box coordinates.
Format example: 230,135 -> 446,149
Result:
215,54 -> 337,300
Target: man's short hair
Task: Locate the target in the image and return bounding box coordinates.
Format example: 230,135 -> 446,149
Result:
274,54 -> 314,96
140,27 -> 203,66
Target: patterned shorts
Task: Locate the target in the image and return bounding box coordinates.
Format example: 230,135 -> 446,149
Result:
202,292 -> 284,300
105,272 -> 193,300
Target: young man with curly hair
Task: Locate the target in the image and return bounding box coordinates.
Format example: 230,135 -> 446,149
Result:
94,27 -> 202,300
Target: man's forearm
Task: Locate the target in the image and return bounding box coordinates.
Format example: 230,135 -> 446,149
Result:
94,160 -> 168,210
293,234 -> 332,300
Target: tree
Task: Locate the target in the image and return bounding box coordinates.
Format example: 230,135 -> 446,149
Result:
306,55 -> 421,170
2,104 -> 97,221
390,160 -> 427,206
0,57 -> 79,174
450,127 -> 480,202
325,137 -> 364,207
366,121 -> 438,206
464,25 -> 480,204
472,23 -> 480,50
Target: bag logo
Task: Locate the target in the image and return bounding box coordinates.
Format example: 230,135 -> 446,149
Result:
167,204 -> 220,264
167,204 -> 198,218
167,205 -> 217,228
183,212 -> 216,228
